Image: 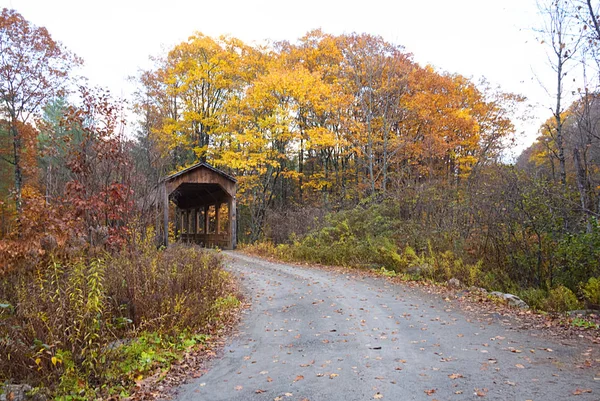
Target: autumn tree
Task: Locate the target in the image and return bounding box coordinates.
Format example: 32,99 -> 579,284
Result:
0,8 -> 81,226
340,33 -> 413,195
537,0 -> 581,186
61,86 -> 134,247
162,34 -> 250,165
133,30 -> 521,243
278,30 -> 354,204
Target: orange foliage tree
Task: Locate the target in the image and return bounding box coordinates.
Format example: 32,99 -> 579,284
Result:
133,31 -> 520,242
0,8 -> 81,228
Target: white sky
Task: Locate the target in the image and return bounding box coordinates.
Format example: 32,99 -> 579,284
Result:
1,0 -> 563,155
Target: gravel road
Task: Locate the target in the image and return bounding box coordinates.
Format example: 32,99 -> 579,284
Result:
175,252 -> 599,401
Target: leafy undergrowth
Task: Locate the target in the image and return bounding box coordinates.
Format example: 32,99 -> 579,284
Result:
243,244 -> 600,345
246,199 -> 600,316
244,235 -> 599,314
118,296 -> 247,401
0,242 -> 244,400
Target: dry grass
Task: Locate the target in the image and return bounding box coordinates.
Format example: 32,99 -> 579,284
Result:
0,242 -> 236,397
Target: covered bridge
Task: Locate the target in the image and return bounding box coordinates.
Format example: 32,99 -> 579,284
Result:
159,162 -> 237,249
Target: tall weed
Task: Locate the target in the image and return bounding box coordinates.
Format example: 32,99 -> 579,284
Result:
0,242 -> 237,398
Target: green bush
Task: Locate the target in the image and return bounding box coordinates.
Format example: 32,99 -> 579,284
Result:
582,277 -> 600,305
518,288 -> 548,310
554,222 -> 600,291
103,331 -> 209,394
543,285 -> 582,312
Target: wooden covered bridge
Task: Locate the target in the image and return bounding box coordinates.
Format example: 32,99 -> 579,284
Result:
159,162 -> 237,249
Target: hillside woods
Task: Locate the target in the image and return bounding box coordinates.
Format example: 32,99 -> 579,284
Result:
2,2 -> 600,399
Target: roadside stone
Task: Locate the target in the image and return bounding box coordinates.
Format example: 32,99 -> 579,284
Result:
487,291 -> 529,309
0,384 -> 46,401
406,264 -> 424,276
447,278 -> 462,288
468,286 -> 488,295
567,309 -> 598,316
503,293 -> 529,309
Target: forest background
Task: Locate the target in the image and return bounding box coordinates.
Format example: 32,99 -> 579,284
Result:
2,1 -> 600,398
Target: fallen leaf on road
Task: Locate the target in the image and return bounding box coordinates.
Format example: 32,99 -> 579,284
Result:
475,388 -> 487,397
256,389 -> 266,394
515,364 -> 525,369
329,373 -> 339,379
424,389 -> 436,396
573,388 -> 592,395
448,373 -> 464,379
235,385 -> 243,391
374,393 -> 383,399
267,376 -> 273,382
294,375 -> 304,382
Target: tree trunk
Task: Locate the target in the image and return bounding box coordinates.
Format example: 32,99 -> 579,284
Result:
555,60 -> 567,187
11,122 -> 23,228
299,138 -> 304,204
573,146 -> 593,232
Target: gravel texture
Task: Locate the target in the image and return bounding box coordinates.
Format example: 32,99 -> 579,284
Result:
174,252 -> 599,401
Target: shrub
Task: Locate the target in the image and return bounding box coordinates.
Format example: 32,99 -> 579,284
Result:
582,277 -> 600,306
0,243 -> 237,398
543,285 -> 582,312
518,288 -> 548,311
554,223 -> 600,291
106,243 -> 232,334
103,331 -> 209,394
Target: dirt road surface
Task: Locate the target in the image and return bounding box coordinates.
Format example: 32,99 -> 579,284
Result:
175,252 -> 599,401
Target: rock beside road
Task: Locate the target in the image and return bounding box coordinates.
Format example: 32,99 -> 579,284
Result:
0,385 -> 46,401
489,291 -> 530,309
447,277 -> 462,288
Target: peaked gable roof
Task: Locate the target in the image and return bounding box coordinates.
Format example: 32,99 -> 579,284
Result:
163,162 -> 237,183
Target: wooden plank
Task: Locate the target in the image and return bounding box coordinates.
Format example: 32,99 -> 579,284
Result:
204,205 -> 209,234
192,208 -> 197,234
215,202 -> 221,235
162,183 -> 169,247
166,166 -> 235,198
229,196 -> 237,250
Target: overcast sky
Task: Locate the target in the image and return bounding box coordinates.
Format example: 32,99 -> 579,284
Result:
1,0 -> 561,155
